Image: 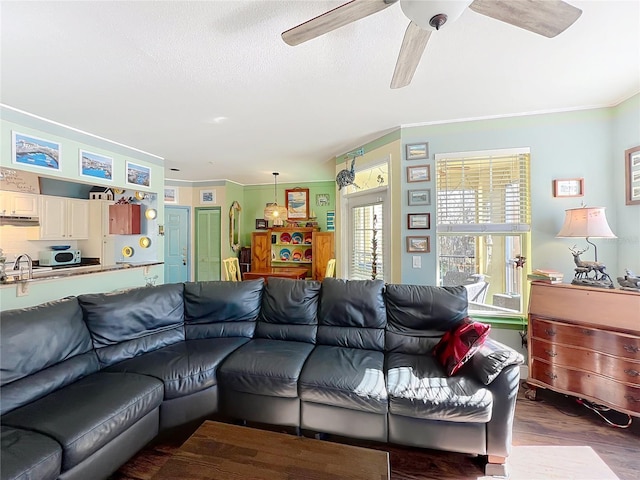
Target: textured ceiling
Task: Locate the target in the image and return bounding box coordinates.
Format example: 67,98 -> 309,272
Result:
1,1 -> 639,185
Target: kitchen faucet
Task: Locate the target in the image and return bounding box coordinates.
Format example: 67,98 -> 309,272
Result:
13,253 -> 33,280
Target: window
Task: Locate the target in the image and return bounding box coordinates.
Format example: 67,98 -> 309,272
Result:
342,160 -> 389,282
436,149 -> 530,315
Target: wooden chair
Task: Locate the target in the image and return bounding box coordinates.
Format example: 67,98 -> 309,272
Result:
325,258 -> 336,279
222,257 -> 242,282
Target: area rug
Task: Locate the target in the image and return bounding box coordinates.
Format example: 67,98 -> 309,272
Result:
478,446 -> 619,480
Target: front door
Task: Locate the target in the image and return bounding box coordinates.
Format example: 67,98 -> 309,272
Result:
195,207 -> 221,281
164,206 -> 190,283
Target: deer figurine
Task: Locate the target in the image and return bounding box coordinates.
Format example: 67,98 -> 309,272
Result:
569,245 -> 609,282
336,157 -> 358,190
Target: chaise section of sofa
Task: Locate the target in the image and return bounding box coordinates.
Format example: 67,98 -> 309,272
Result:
0,297 -> 163,480
299,278 -> 389,441
218,278 -> 321,428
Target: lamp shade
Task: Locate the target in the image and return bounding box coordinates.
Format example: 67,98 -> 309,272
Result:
264,203 -> 288,221
556,207 -> 616,238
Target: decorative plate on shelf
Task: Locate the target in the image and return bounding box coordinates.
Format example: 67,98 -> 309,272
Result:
280,233 -> 291,244
304,248 -> 312,261
145,208 -> 157,220
291,232 -> 303,244
122,246 -> 134,258
50,245 -> 71,251
304,233 -> 312,244
279,248 -> 291,261
292,248 -> 303,261
135,191 -> 146,200
113,188 -> 125,194
139,237 -> 151,248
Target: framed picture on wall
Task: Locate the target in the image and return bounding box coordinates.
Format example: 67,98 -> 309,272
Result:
553,178 -> 584,197
164,187 -> 178,204
407,165 -> 430,183
126,161 -> 151,187
406,142 -> 429,160
80,150 -> 113,181
406,236 -> 430,253
200,189 -> 216,204
12,131 -> 61,171
408,189 -> 431,206
625,146 -> 640,205
408,213 -> 430,229
285,188 -> 310,219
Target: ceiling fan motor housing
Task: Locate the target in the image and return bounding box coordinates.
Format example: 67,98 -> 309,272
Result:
400,0 -> 473,31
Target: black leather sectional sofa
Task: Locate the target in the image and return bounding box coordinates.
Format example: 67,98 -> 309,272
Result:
0,278 -> 523,480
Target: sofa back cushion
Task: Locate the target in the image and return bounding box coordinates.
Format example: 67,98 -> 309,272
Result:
0,297 -> 99,415
78,283 -> 185,367
183,279 -> 263,339
255,278 -> 320,343
317,278 -> 386,351
385,284 -> 468,354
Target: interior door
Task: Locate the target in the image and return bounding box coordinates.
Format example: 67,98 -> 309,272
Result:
164,206 -> 190,283
195,207 -> 221,281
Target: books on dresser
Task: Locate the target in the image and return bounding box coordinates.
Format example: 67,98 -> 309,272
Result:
527,269 -> 564,284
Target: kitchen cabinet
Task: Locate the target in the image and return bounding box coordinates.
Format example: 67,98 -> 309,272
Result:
80,201 -> 115,265
37,196 -> 89,240
109,204 -> 141,235
251,227 -> 334,281
0,191 -> 39,216
527,282 -> 640,417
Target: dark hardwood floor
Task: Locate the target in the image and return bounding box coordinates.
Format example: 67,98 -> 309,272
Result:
112,383 -> 640,480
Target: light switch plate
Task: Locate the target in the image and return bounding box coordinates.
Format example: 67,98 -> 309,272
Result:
412,256 -> 421,268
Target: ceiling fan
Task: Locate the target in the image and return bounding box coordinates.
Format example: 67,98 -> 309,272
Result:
281,0 -> 582,89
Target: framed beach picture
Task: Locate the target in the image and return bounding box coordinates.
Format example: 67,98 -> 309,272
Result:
286,188 -> 310,220
164,187 -> 178,204
79,150 -> 113,181
406,142 -> 429,160
407,165 -> 430,183
12,131 -> 61,171
126,161 -> 151,187
408,189 -> 431,206
406,236 -> 430,253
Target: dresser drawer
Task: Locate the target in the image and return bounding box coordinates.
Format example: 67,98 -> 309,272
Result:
530,360 -> 640,415
530,339 -> 640,386
530,317 -> 640,360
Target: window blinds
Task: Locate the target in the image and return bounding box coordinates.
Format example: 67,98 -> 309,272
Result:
436,153 -> 531,232
351,203 -> 384,280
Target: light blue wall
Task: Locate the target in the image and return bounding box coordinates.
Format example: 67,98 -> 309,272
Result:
400,97 -> 640,285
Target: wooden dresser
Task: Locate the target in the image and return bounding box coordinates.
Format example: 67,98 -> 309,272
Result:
527,282 -> 640,417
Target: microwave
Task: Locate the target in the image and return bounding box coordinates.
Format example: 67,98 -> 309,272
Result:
39,249 -> 81,266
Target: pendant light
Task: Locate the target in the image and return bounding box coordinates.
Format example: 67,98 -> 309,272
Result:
263,172 -> 288,226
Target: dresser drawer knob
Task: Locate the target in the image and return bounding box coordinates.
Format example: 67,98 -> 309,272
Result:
545,372 -> 557,380
625,394 -> 640,403
544,328 -> 556,337
581,329 -> 594,336
624,369 -> 639,377
623,344 -> 640,354
544,349 -> 557,357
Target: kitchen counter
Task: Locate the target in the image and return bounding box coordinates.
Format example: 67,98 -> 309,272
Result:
1,261 -> 164,285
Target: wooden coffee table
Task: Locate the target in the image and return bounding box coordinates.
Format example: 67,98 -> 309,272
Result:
152,420 -> 390,479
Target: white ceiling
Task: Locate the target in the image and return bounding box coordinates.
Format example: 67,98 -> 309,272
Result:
1,1 -> 639,185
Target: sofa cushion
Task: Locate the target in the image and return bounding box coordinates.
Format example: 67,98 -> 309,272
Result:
469,338 -> 525,385
104,337 -> 250,399
1,372 -> 163,471
183,280 -> 263,339
433,319 -> 491,376
218,339 -> 314,398
0,426 -> 62,480
78,283 -> 185,367
299,345 -> 387,414
385,352 -> 493,423
0,297 -> 99,415
385,284 -> 469,355
317,278 -> 386,350
255,278 -> 320,343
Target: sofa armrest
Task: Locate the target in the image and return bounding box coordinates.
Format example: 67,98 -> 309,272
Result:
467,337 -> 524,385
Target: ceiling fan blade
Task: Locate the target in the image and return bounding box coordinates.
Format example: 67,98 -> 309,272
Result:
469,0 -> 582,38
282,0 -> 398,46
390,21 -> 431,89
